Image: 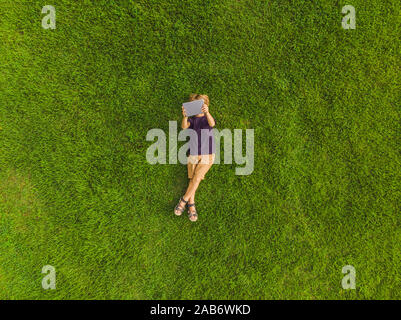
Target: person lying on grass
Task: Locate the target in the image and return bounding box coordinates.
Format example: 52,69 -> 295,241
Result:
174,94 -> 216,222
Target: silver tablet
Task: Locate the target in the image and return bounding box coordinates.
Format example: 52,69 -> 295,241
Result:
183,99 -> 204,117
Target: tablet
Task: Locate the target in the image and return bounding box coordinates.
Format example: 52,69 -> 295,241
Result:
183,99 -> 204,117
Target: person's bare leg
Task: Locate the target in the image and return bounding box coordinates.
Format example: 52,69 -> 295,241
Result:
184,177 -> 202,221
189,192 -> 195,204
183,179 -> 193,201
184,162 -> 213,208
188,179 -> 197,204
183,177 -> 201,201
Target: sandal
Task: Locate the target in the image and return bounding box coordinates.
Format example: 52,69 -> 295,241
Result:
174,197 -> 188,216
187,203 -> 198,222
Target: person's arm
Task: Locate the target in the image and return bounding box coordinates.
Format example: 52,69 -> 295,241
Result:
202,104 -> 215,127
181,106 -> 190,129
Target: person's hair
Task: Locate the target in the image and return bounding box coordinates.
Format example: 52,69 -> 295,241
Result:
189,93 -> 209,106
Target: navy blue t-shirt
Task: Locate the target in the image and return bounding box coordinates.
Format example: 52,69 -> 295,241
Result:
188,115 -> 216,155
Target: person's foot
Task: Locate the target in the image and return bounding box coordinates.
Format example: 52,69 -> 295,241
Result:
174,197 -> 188,216
187,203 -> 198,222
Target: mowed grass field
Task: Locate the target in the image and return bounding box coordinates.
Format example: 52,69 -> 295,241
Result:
0,0 -> 400,299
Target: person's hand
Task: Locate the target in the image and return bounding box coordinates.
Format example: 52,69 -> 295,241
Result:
182,106 -> 187,117
201,104 -> 209,114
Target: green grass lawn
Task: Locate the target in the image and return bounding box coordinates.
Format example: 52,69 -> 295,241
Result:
0,0 -> 400,299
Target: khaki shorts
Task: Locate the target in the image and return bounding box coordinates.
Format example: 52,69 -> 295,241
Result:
187,154 -> 215,180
